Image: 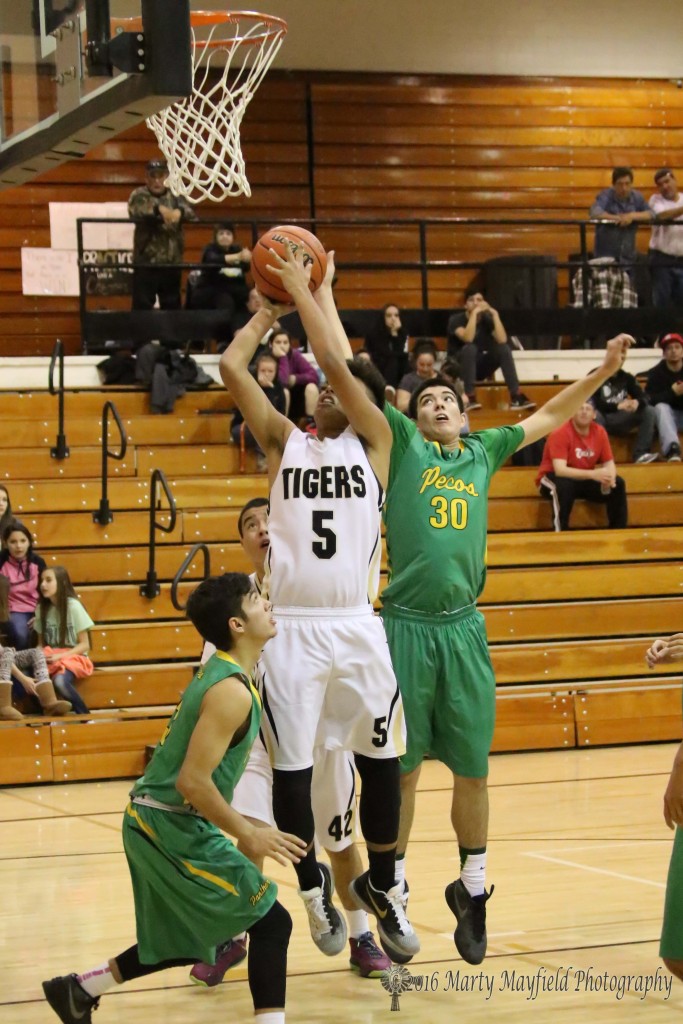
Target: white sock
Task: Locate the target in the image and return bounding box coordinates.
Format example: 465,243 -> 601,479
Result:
394,856 -> 406,889
460,851 -> 487,897
77,963 -> 117,997
346,909 -> 369,939
254,1013 -> 284,1024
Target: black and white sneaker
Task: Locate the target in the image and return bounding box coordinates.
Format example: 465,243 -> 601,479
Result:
350,870 -> 420,962
376,879 -> 414,964
665,443 -> 682,462
509,393 -> 537,410
634,452 -> 659,464
42,974 -> 100,1024
298,861 -> 347,956
445,879 -> 494,965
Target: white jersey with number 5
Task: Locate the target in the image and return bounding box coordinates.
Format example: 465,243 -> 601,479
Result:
266,426 -> 383,608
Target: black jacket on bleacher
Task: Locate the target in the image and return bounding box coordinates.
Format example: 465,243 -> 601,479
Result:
646,360 -> 683,411
591,368 -> 649,416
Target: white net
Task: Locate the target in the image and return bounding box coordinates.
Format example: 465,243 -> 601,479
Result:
146,12 -> 287,203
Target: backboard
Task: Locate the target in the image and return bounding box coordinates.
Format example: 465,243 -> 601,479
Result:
0,0 -> 192,189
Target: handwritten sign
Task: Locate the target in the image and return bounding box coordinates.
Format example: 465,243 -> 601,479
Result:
21,248 -> 79,296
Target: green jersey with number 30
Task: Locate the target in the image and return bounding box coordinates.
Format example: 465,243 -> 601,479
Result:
382,404 -> 523,614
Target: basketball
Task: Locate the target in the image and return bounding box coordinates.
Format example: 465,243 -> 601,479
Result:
251,224 -> 327,304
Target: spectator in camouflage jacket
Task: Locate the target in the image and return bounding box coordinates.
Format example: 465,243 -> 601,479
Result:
127,158 -> 199,312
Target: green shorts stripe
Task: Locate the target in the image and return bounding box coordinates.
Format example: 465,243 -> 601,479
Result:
382,606 -> 495,778
123,803 -> 277,965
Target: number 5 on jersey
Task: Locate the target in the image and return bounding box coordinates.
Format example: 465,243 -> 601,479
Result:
312,511 -> 337,558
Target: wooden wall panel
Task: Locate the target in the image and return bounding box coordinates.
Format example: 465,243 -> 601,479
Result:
2,72 -> 681,354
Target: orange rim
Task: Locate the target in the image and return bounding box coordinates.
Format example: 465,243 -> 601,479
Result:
110,10 -> 287,48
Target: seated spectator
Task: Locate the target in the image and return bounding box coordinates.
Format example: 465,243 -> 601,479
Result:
269,329 -> 320,427
590,349 -> 658,462
536,403 -> 628,531
0,485 -> 12,547
364,303 -> 408,390
35,566 -> 95,715
396,339 -> 438,414
446,289 -> 535,411
0,521 -> 45,649
189,222 -> 252,349
0,577 -> 71,719
440,358 -> 470,435
232,286 -> 265,336
646,333 -> 683,461
230,352 -> 287,470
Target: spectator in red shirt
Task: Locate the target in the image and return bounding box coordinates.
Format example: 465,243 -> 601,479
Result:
536,402 -> 628,531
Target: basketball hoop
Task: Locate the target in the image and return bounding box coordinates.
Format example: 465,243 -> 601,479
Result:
114,10 -> 287,203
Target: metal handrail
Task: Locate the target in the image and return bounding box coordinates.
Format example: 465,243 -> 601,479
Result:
92,401 -> 127,525
170,543 -> 211,612
140,469 -> 177,599
47,339 -> 69,459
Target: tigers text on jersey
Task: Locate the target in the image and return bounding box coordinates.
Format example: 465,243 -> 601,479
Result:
267,426 -> 383,608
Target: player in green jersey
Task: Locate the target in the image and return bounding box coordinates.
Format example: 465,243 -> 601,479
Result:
382,335 -> 633,965
647,630 -> 683,985
295,263 -> 633,965
42,573 -> 306,1024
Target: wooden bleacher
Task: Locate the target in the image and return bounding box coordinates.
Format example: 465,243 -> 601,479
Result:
5,72 -> 683,356
0,380 -> 681,785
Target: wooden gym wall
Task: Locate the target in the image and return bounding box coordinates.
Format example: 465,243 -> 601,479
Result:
2,72 -> 683,357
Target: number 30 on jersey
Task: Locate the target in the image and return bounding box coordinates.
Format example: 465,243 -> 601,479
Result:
429,495 -> 468,530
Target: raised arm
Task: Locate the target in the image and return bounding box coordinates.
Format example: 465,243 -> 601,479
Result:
220,305 -> 294,457
269,245 -> 392,479
312,251 -> 354,359
517,334 -> 633,449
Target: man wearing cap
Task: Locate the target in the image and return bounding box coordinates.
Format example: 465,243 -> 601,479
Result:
128,159 -> 199,312
649,169 -> 683,308
646,334 -> 683,461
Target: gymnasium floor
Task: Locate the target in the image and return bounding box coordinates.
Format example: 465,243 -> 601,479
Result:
2,745 -> 682,1023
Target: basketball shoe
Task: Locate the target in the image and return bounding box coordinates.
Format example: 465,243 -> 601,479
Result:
42,974 -> 99,1024
445,879 -> 494,965
349,931 -> 392,977
350,870 -> 420,962
376,879 -> 413,964
298,861 -> 347,956
189,936 -> 248,986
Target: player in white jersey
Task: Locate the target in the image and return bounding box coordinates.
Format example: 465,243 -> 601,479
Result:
220,248 -> 419,963
191,498 -> 390,981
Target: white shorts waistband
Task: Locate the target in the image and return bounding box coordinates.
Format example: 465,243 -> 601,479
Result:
272,604 -> 374,619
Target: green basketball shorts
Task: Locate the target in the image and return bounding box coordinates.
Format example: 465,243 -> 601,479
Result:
382,604 -> 495,778
660,824 -> 683,960
123,802 -> 277,965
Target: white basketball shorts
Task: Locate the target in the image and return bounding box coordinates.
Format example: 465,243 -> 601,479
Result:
259,605 -> 406,771
231,733 -> 359,853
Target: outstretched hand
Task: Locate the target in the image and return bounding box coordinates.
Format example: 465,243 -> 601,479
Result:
646,634 -> 683,668
239,824 -> 307,867
602,334 -> 633,375
266,243 -> 312,301
259,293 -> 291,319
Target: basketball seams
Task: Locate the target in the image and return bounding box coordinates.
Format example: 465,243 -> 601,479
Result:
251,224 -> 326,302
